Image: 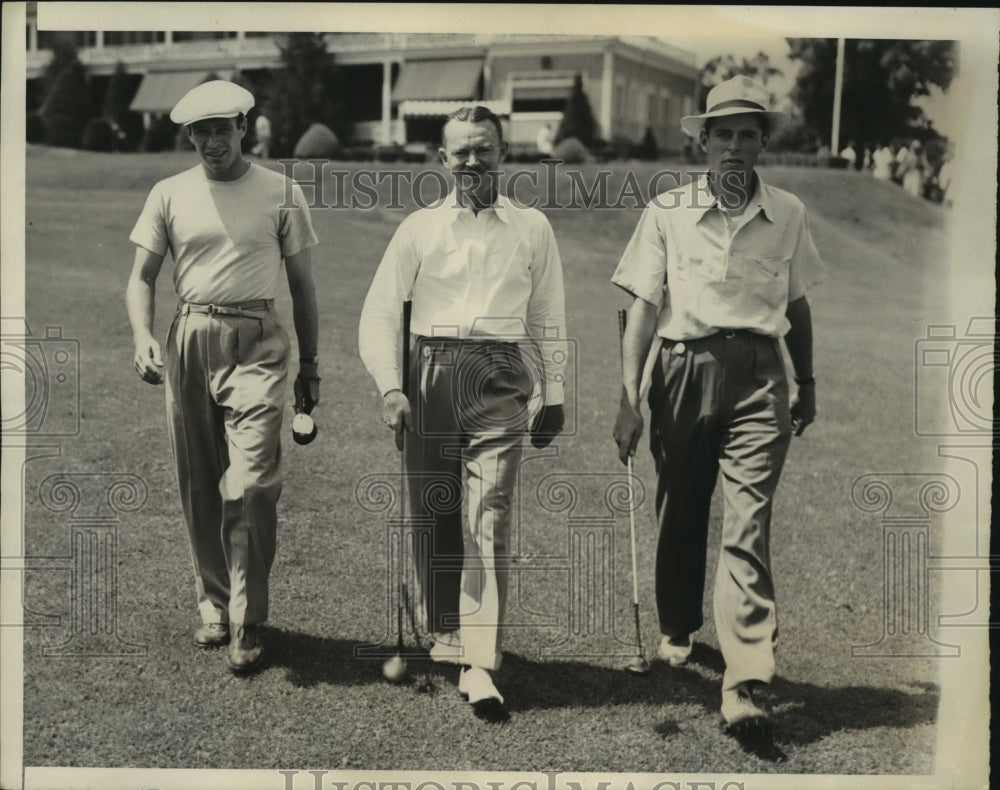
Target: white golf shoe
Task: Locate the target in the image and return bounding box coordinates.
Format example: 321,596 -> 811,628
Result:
655,635 -> 693,666
458,666 -> 504,705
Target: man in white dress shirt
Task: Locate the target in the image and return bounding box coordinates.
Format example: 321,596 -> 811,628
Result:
359,106 -> 566,721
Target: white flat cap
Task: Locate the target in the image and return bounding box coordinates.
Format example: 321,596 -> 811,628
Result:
681,75 -> 787,137
170,80 -> 254,125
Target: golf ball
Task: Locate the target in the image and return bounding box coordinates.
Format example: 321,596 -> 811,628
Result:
382,654 -> 407,683
291,413 -> 317,445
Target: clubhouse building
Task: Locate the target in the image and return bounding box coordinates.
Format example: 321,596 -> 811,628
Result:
26,20 -> 701,153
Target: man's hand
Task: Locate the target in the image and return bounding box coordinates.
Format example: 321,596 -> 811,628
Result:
133,335 -> 164,385
613,393 -> 643,464
790,381 -> 816,436
382,389 -> 411,451
295,362 -> 321,414
530,403 -> 565,448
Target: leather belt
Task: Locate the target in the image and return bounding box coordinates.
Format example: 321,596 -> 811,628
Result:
179,299 -> 274,318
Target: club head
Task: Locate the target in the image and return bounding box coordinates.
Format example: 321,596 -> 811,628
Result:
624,655 -> 651,676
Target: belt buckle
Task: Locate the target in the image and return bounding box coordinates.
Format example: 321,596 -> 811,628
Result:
206,304 -> 217,315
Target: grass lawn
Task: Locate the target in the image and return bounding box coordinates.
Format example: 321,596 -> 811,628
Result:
18,146 -> 954,776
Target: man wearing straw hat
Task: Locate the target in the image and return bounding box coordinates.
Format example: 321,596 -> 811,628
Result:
612,76 -> 825,758
126,80 -> 320,674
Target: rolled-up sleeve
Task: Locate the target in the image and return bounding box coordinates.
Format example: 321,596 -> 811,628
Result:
526,217 -> 567,405
358,217 -> 420,396
278,182 -> 320,259
787,203 -> 826,301
611,204 -> 667,308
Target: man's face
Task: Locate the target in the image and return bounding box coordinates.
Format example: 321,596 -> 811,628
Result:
186,116 -> 247,181
700,113 -> 768,188
439,118 -> 507,206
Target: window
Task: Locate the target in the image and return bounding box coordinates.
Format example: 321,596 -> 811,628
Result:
172,31 -> 238,42
541,55 -> 552,70
103,31 -> 166,46
36,30 -> 96,49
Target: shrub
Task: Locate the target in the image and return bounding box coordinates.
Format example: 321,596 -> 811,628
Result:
636,127 -> 658,161
40,58 -> 93,148
294,123 -> 341,159
374,143 -> 403,163
26,112 -> 47,144
141,115 -> 177,153
554,74 -> 597,149
609,135 -> 636,161
552,137 -> 590,164
81,118 -> 114,152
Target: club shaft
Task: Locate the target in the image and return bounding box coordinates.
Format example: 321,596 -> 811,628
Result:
397,300 -> 412,652
627,455 -> 640,606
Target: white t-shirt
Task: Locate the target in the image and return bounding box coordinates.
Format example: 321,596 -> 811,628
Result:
130,163 -> 318,303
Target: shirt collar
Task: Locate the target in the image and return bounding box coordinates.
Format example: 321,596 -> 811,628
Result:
691,171 -> 775,223
444,188 -> 511,224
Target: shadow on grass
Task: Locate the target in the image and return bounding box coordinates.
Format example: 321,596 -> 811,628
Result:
680,643 -> 940,747
267,628 -> 938,748
265,627 -> 396,688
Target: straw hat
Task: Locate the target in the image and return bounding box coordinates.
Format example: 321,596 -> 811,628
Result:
681,75 -> 787,138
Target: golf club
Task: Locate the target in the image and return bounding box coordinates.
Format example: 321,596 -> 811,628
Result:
618,308 -> 650,676
383,299 -> 413,683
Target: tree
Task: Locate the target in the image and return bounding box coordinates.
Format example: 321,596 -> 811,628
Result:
39,45 -> 92,148
259,33 -> 348,158
102,61 -> 144,151
699,52 -> 783,111
554,74 -> 597,149
787,38 -> 956,147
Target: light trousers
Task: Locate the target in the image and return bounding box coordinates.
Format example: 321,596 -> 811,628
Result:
647,330 -> 791,691
164,304 -> 289,627
405,337 -> 532,671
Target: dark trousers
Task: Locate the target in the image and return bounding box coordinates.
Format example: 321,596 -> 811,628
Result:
648,330 -> 791,690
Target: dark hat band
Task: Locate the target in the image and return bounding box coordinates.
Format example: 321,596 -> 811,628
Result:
708,98 -> 767,114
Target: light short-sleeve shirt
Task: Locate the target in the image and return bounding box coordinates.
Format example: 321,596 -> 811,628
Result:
130,163 -> 318,304
611,173 -> 825,341
358,191 -> 567,404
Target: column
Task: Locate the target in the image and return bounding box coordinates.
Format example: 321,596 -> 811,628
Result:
850,473 -> 960,658
600,48 -> 614,142
381,59 -> 393,146
36,473 -> 149,658
536,472 -> 647,662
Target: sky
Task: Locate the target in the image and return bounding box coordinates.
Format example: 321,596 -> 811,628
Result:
676,35 -> 963,140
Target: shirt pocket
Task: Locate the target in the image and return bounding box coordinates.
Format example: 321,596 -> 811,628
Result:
674,253 -> 721,285
745,255 -> 790,309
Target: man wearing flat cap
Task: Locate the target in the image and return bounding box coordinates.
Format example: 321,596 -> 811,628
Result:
126,80 -> 320,673
612,76 -> 824,758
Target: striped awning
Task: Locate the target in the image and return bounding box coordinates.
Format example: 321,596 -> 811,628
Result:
512,85 -> 572,101
129,71 -> 211,113
399,99 -> 511,118
392,59 -> 483,102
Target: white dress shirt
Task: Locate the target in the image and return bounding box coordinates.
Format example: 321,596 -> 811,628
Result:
359,192 -> 567,405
